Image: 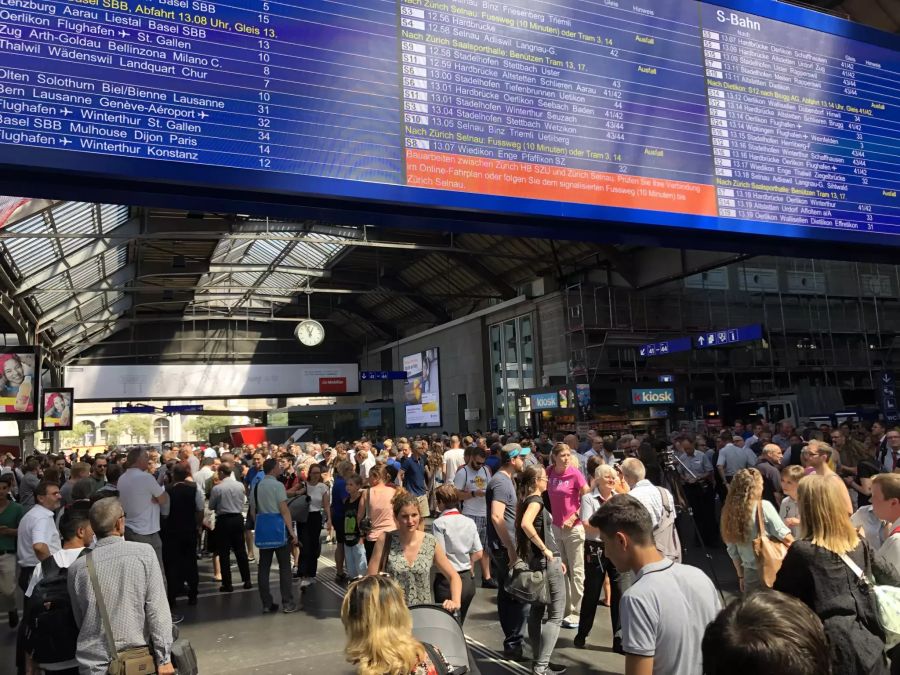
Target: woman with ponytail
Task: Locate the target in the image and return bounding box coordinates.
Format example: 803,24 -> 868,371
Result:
515,465 -> 567,675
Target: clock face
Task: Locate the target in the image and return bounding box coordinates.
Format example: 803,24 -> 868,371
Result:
296,320 -> 325,347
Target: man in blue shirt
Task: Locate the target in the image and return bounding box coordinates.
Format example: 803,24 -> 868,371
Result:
244,452 -> 265,492
399,440 -> 429,531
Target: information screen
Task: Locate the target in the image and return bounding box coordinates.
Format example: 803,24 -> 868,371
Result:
0,0 -> 897,244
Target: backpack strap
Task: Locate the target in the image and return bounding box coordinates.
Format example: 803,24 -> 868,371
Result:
87,552 -> 119,661
379,530 -> 394,573
655,486 -> 673,516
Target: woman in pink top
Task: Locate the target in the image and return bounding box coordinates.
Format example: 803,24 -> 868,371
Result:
358,464 -> 397,560
547,443 -> 590,629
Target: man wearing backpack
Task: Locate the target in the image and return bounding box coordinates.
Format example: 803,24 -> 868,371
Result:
619,459 -> 682,563
24,509 -> 93,675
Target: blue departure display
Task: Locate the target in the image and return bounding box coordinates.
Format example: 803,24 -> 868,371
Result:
0,0 -> 897,245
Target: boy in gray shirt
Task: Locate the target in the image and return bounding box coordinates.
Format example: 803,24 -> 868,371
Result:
590,494 -> 722,675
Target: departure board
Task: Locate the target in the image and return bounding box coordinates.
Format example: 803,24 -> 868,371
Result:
0,0 -> 898,244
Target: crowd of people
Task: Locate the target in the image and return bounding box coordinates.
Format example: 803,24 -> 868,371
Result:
0,416 -> 897,675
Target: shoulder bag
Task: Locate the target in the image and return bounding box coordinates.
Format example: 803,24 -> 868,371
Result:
752,501 -> 789,587
838,546 -> 900,649
86,552 -> 157,675
505,498 -> 550,605
358,488 -> 373,536
654,487 -> 682,564
252,482 -> 288,549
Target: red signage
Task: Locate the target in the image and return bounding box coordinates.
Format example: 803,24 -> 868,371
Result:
319,377 -> 347,393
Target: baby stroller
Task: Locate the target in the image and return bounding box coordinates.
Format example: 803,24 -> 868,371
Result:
410,605 -> 480,675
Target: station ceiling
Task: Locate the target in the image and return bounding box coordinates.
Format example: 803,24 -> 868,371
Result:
0,200 -> 747,364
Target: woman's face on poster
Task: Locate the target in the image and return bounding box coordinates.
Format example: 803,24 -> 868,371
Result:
53,396 -> 66,414
4,358 -> 24,386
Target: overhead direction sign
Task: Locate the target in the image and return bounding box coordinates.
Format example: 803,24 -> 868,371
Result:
360,370 -> 408,381
879,371 -> 899,423
638,337 -> 692,358
695,324 -> 764,349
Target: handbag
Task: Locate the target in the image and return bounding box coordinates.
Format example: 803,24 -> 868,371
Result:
752,501 -> 789,587
358,488 -> 373,536
252,482 -> 288,549
838,546 -> 900,650
171,636 -> 199,675
505,559 -> 548,605
86,553 -> 157,675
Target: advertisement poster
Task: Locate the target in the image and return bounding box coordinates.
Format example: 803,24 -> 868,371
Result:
0,348 -> 37,419
403,348 -> 441,427
43,388 -> 74,430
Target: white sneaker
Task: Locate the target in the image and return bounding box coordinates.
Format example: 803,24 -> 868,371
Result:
299,578 -> 313,589
561,614 -> 579,629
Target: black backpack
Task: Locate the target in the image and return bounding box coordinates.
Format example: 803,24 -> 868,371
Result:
25,549 -> 87,665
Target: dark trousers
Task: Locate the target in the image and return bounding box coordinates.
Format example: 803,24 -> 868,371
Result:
258,543 -> 295,609
434,570 -> 475,624
215,514 -> 252,589
364,537 -> 376,561
16,566 -> 34,675
684,482 -> 719,545
299,511 -> 323,578
576,551 -> 629,644
162,529 -> 199,603
490,547 -> 529,652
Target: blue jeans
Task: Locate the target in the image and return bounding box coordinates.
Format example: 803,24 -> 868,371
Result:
345,542 -> 368,578
529,557 -> 566,674
490,547 -> 530,652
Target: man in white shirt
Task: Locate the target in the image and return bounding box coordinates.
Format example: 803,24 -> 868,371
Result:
117,447 -> 168,575
620,458 -> 681,562
355,441 -> 376,480
871,473 -> 900,582
591,494 -> 722,675
23,509 -> 93,675
870,472 -> 900,668
452,446 -> 496,588
443,435 -> 466,481
620,458 -> 667,528
16,480 -> 62,590
194,458 -> 215,498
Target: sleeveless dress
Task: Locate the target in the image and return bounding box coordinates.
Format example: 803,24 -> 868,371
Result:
386,532 -> 437,606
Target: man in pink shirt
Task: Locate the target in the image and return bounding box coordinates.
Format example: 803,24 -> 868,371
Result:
547,443 -> 591,629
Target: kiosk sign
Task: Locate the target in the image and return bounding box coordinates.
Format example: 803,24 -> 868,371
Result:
632,389 -> 675,405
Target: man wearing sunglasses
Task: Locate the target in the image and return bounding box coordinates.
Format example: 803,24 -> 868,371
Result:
454,446 -> 497,589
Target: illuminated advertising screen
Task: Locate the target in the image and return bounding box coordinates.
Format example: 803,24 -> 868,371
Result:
0,348 -> 38,420
403,348 -> 440,427
0,1 -> 897,248
42,388 -> 74,431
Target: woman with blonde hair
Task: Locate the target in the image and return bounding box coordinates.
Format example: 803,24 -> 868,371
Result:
774,474 -> 889,675
342,575 -> 450,675
721,468 -> 793,592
